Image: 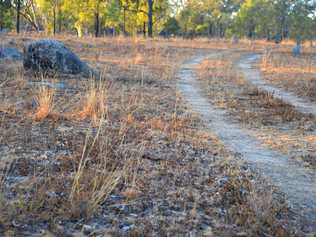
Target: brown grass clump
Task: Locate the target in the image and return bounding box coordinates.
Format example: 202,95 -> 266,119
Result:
260,51 -> 316,102
198,57 -> 236,91
33,86 -> 55,121
133,52 -> 145,65
261,51 -> 316,74
75,81 -> 107,124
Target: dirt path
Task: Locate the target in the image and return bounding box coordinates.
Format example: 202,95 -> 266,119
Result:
239,54 -> 316,116
177,54 -> 316,231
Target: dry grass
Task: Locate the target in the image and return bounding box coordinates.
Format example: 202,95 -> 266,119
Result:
74,80 -> 107,124
260,50 -> 316,102
198,58 -> 233,80
33,86 -> 55,121
197,50 -> 316,168
0,35 -> 303,235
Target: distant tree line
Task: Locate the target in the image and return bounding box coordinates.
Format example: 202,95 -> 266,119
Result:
0,0 -> 170,37
1,0 -> 316,43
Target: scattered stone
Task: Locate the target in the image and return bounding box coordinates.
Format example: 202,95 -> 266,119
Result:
23,39 -> 98,77
120,224 -> 135,233
0,28 -> 9,35
83,224 -> 94,234
300,153 -> 316,166
216,176 -> 229,187
203,227 -> 214,237
236,232 -> 248,236
274,34 -> 282,44
232,35 -> 239,44
56,125 -> 73,134
293,44 -> 302,57
303,121 -> 314,131
0,47 -> 22,60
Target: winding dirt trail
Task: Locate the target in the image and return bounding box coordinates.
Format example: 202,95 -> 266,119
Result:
177,53 -> 316,230
239,54 -> 316,116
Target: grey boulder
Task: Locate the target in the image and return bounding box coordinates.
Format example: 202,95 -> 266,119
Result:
23,39 -> 97,77
0,47 -> 22,60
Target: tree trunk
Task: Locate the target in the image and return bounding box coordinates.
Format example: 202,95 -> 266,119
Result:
123,7 -> 126,35
143,21 -> 146,37
75,23 -> 83,37
95,12 -> 99,37
16,0 -> 21,34
95,0 -> 100,37
53,5 -> 56,35
0,13 -> 3,31
208,22 -> 213,37
147,0 -> 153,37
30,0 -> 39,31
58,1 -> 62,33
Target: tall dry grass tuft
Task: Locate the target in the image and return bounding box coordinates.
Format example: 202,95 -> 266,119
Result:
76,80 -> 107,124
262,48 -> 273,69
133,52 -> 144,65
69,88 -> 145,216
69,114 -> 121,217
69,118 -> 144,217
33,86 -> 55,121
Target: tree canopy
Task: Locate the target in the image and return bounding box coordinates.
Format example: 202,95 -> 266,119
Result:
1,0 -> 316,42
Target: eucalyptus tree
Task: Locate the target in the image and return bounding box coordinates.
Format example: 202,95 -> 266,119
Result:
289,0 -> 316,44
36,0 -> 64,34
0,0 -> 12,30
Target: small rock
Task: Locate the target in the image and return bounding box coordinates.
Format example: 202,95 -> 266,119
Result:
120,224 -> 134,233
236,232 -> 248,236
293,44 -> 302,57
216,176 -> 229,187
303,121 -> 314,131
83,224 -> 94,234
0,47 -> 22,60
0,28 -> 9,34
57,125 -> 73,133
232,35 -> 239,44
203,227 -> 214,237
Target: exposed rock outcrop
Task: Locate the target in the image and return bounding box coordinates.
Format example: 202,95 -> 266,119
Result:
23,39 -> 97,77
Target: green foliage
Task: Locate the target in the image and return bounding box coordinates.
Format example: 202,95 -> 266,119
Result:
161,17 -> 180,35
233,0 -> 275,38
0,0 -> 315,41
177,0 -> 242,37
289,0 -> 316,43
0,0 -> 14,30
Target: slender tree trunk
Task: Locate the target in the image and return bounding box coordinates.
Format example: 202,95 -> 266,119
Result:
53,5 -> 56,35
123,6 -> 126,35
147,0 -> 153,37
30,0 -> 39,31
143,21 -> 146,37
95,12 -> 100,37
58,1 -> 62,32
94,0 -> 100,37
208,22 -> 213,37
0,13 -> 3,31
16,0 -> 21,34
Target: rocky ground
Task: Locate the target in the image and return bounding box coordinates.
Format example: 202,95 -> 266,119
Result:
0,34 -> 312,236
